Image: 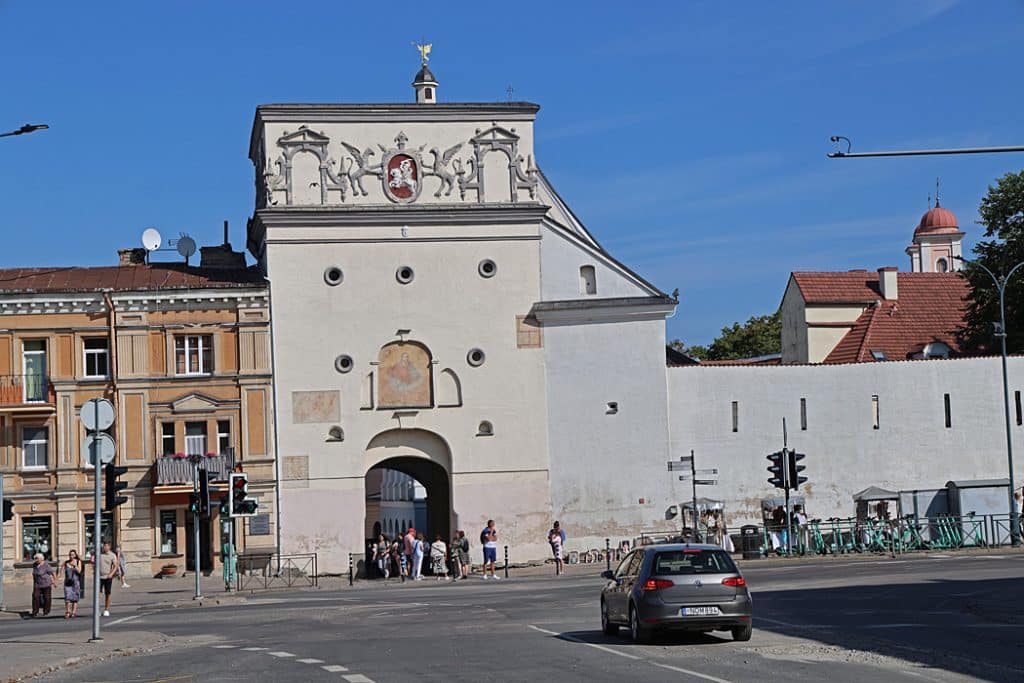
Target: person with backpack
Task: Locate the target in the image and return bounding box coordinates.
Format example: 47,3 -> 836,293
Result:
480,520 -> 499,580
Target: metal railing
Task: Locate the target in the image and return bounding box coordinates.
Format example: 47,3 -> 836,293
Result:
751,513 -> 1021,558
236,552 -> 318,591
0,373 -> 55,405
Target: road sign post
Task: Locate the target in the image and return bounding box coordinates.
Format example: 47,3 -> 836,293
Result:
670,452 -> 717,542
82,397 -> 114,644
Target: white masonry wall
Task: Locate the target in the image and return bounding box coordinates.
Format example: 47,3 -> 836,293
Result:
668,357 -> 1024,526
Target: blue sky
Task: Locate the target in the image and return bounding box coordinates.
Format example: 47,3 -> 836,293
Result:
2,0 -> 1021,344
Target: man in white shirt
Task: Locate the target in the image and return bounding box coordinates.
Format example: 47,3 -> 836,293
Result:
481,520 -> 499,580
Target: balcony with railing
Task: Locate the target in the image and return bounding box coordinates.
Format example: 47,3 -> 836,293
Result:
155,453 -> 231,486
0,374 -> 56,410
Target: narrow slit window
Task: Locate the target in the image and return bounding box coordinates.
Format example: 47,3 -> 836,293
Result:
1015,390 -> 1021,426
800,398 -> 807,431
944,393 -> 952,429
871,395 -> 880,430
731,401 -> 738,433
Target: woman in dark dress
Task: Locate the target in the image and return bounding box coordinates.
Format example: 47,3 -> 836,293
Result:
60,549 -> 83,619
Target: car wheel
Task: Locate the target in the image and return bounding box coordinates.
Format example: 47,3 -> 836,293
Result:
629,604 -> 651,644
601,600 -> 619,636
732,623 -> 752,641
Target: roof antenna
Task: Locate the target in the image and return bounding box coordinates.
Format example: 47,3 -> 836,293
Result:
506,85 -> 514,102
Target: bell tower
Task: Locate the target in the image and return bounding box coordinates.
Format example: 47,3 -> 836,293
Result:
906,195 -> 965,273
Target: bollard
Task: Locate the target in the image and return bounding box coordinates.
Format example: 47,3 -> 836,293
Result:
605,538 -> 611,572
348,553 -> 354,586
504,545 -> 509,579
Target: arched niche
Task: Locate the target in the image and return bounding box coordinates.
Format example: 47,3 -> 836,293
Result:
377,341 -> 433,409
437,368 -> 462,407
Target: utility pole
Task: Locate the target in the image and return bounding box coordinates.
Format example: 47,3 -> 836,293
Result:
190,454 -> 203,599
0,473 -> 5,610
90,402 -> 103,642
782,418 -> 792,556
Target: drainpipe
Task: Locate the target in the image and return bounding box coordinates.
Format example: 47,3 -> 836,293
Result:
264,277 -> 284,572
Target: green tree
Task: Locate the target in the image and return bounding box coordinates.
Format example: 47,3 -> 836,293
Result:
670,311 -> 781,361
960,170 -> 1024,354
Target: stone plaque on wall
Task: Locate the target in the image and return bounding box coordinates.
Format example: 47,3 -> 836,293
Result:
249,514 -> 271,536
282,455 -> 309,489
291,390 -> 340,424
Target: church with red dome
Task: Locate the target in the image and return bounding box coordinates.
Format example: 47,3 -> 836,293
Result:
906,201 -> 965,273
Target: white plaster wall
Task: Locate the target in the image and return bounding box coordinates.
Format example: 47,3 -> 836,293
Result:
807,326 -> 854,363
545,316 -> 674,553
266,230 -> 551,570
540,225 -> 651,300
668,358 -> 1024,527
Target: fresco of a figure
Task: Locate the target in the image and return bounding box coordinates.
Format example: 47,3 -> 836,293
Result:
378,342 -> 431,408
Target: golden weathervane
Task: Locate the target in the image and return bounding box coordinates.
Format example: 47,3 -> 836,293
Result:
413,42 -> 432,66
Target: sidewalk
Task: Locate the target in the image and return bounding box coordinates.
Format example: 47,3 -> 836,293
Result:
1,628 -> 171,683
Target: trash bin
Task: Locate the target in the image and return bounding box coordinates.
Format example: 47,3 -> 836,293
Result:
740,524 -> 761,560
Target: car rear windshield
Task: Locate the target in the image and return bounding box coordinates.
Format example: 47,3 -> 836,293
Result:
652,550 -> 738,575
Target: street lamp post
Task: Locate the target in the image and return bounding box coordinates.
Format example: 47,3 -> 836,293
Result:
0,124 -> 49,138
956,255 -> 1024,547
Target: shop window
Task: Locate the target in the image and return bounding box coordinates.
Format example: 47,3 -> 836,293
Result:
84,512 -> 114,555
175,335 -> 213,376
162,422 -> 176,456
160,510 -> 178,555
83,338 -> 110,378
185,422 -> 207,456
22,426 -> 48,470
21,516 -> 52,561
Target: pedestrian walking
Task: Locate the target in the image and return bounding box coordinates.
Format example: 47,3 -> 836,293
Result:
98,541 -> 118,616
403,527 -> 416,578
548,521 -> 566,576
455,530 -> 470,580
30,553 -> 56,617
412,533 -> 426,581
480,519 -> 500,580
430,534 -> 449,580
116,544 -> 130,588
60,550 -> 83,619
373,534 -> 390,579
388,538 -> 403,581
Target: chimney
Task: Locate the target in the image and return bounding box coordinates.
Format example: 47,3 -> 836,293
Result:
878,267 -> 898,300
118,248 -> 147,266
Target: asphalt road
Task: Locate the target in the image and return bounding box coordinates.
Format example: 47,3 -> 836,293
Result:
7,552 -> 1023,683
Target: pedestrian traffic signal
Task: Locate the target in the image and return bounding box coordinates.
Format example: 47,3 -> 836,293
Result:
218,494 -> 229,517
788,452 -> 807,490
767,450 -> 788,489
188,492 -> 201,516
104,464 -> 129,511
229,472 -> 258,517
2,498 -> 13,522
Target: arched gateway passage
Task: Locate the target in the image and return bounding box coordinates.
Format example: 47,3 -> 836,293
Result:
363,429 -> 453,576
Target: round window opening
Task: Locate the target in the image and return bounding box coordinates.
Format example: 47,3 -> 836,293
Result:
396,266 -> 415,284
478,420 -> 494,436
323,266 -> 344,286
478,259 -> 497,278
334,354 -> 354,373
326,425 -> 345,442
467,348 -> 486,367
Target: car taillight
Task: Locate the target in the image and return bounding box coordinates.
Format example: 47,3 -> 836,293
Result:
642,578 -> 674,591
722,576 -> 746,587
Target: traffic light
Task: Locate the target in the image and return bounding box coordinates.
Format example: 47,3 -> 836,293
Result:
788,452 -> 807,490
188,493 -> 201,516
229,472 -> 258,517
104,465 -> 129,511
767,450 -> 788,489
2,498 -> 13,522
198,470 -> 216,517
218,495 -> 229,517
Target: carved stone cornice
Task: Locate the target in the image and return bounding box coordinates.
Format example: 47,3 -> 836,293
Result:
254,203 -> 550,229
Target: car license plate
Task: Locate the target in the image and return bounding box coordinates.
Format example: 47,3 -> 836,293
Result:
681,606 -> 721,616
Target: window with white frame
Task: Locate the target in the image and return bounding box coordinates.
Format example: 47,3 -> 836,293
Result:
83,338 -> 110,378
217,420 -> 230,455
21,516 -> 52,561
175,335 -> 213,376
22,426 -> 48,470
161,422 -> 176,456
185,422 -> 207,456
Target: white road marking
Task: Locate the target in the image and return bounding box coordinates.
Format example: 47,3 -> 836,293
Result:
297,658 -> 325,664
342,676 -> 375,683
212,645 -> 238,649
106,614 -> 143,626
863,624 -> 925,629
964,623 -> 1019,628
241,647 -> 269,651
268,651 -> 295,657
652,662 -> 736,683
322,665 -> 349,672
756,616 -> 834,629
528,625 -> 640,661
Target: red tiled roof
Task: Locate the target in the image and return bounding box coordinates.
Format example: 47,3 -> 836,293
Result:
802,272 -> 971,363
0,265 -> 264,294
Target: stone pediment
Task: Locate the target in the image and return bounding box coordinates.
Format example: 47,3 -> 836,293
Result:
471,124 -> 520,144
278,126 -> 330,147
171,393 -> 221,413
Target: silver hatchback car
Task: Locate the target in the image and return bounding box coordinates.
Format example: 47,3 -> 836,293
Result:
600,543 -> 752,643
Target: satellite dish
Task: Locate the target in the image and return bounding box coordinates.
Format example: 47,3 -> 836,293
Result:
176,235 -> 197,260
141,227 -> 162,252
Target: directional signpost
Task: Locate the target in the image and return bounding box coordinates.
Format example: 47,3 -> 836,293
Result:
668,450 -> 718,541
